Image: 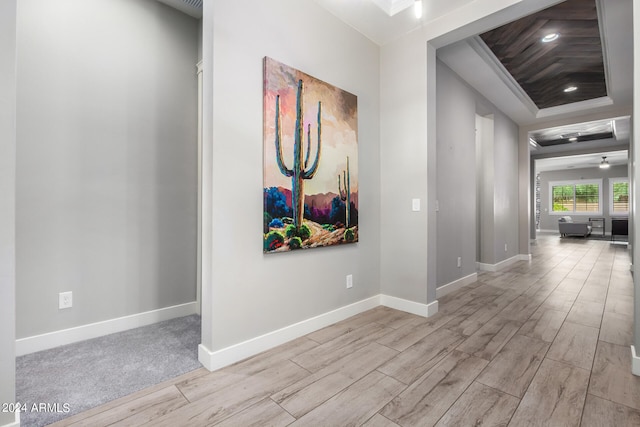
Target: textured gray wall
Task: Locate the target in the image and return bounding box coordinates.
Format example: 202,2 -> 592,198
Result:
492,113 -> 520,263
0,0 -> 17,423
380,31 -> 431,304
436,61 -> 477,286
16,0 -> 199,338
477,114 -> 495,265
537,165 -> 628,232
203,0 -> 381,351
436,61 -> 520,286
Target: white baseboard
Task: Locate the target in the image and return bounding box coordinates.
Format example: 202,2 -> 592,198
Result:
477,255 -> 530,273
632,345 -> 640,376
198,296 -> 381,372
537,229 -> 558,233
380,294 -> 438,317
518,254 -> 533,262
436,273 -> 477,298
16,302 -> 198,356
0,411 -> 19,427
198,294 -> 439,372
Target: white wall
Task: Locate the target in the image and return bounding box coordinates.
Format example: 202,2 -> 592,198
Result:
16,0 -> 199,338
202,0 -> 380,352
0,0 -> 17,423
538,165 -> 629,231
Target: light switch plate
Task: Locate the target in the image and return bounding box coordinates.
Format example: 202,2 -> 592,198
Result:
412,198 -> 421,212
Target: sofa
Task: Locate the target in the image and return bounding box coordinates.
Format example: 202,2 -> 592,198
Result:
558,216 -> 592,237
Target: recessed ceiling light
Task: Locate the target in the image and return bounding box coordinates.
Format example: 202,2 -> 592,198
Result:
564,86 -> 578,93
569,137 -> 578,142
542,33 -> 559,43
414,0 -> 422,19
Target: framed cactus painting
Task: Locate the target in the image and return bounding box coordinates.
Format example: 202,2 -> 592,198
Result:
263,57 -> 358,253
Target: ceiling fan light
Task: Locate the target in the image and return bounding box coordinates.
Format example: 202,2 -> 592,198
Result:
599,156 -> 610,169
414,0 -> 422,19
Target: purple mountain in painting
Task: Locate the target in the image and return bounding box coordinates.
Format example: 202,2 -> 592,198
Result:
269,186 -> 357,226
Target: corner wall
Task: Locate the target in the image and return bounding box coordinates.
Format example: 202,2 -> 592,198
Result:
16,0 -> 199,339
0,0 -> 17,424
380,30 -> 431,304
201,0 -> 381,355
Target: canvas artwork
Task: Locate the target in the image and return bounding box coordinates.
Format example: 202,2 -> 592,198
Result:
263,57 -> 358,253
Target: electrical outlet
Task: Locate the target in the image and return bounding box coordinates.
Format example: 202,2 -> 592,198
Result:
59,291 -> 72,309
346,274 -> 353,289
457,257 -> 462,268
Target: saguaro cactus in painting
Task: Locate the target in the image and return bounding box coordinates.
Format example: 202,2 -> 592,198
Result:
274,79 -> 322,230
338,156 -> 351,228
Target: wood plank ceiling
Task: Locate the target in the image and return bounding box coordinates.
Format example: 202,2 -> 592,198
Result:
529,119 -> 613,147
479,0 -> 606,110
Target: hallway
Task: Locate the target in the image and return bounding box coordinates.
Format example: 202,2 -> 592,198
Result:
51,236 -> 638,426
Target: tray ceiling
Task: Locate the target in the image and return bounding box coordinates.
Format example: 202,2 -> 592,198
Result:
529,118 -> 614,147
479,0 -> 606,110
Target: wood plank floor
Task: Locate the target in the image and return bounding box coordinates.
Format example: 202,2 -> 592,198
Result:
50,236 -> 639,426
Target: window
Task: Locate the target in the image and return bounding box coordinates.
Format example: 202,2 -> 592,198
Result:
549,180 -> 602,215
609,178 -> 629,216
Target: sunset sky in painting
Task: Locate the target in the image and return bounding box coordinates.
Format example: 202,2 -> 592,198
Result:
263,57 -> 358,197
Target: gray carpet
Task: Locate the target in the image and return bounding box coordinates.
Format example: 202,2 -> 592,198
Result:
16,314 -> 202,427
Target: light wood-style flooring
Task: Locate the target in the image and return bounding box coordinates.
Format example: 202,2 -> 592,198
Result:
51,236 -> 639,426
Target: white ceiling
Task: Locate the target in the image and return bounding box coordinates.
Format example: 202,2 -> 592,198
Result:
314,0 -> 475,45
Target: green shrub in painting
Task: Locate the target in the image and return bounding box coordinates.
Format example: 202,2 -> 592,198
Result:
285,224 -> 311,240
344,228 -> 355,242
322,224 -> 336,232
285,225 -> 295,238
264,231 -> 285,251
289,237 -> 302,250
299,224 -> 311,240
